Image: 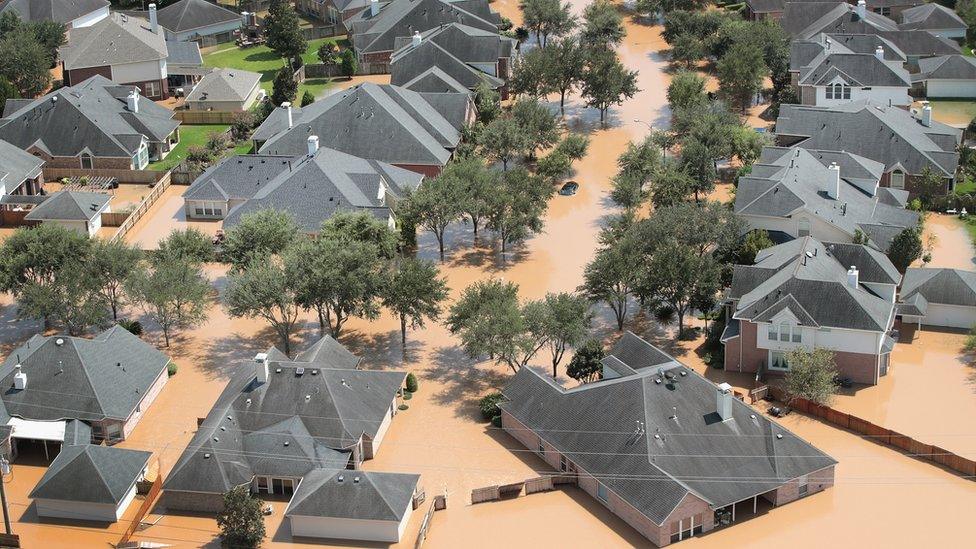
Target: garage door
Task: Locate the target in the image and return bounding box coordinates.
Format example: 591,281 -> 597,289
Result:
927,80 -> 976,99
922,304 -> 976,329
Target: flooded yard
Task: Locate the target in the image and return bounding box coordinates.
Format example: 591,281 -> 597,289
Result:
124,184 -> 223,249
922,213 -> 975,269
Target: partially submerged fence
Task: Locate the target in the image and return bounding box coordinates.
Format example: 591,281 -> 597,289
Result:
414,494 -> 447,549
111,172 -> 171,243
472,474 -> 578,503
116,472 -> 163,546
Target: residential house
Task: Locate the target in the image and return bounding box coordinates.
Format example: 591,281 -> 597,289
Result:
0,0 -> 109,29
154,0 -> 242,43
781,1 -> 899,39
775,101 -> 962,194
390,23 -> 515,97
24,190 -> 110,236
791,33 -> 908,74
285,469 -> 420,542
874,29 -> 961,63
348,0 -> 500,70
183,138 -> 423,231
912,54 -> 976,98
898,267 -> 976,328
747,0 -> 922,21
734,146 -> 919,251
723,237 -> 899,385
252,82 -> 473,176
160,336 -> 407,513
0,325 -> 171,457
0,139 -> 44,198
793,48 -> 911,106
59,11 -> 171,100
500,331 -> 836,547
165,39 -> 206,91
29,445 -> 151,522
185,68 -> 264,112
899,3 -> 968,41
0,75 -> 180,169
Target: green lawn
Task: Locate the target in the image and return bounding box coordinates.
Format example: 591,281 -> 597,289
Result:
149,124 -> 230,171
202,38 -> 347,100
926,100 -> 976,127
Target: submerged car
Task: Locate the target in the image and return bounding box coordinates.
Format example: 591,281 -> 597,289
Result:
559,181 -> 579,195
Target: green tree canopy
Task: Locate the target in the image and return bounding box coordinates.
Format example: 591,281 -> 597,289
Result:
566,338 -> 605,383
265,0 -> 307,64
520,0 -> 576,47
581,47 -> 639,123
225,255 -> 301,354
216,485 -> 266,549
127,251 -> 211,347
221,209 -> 299,269
381,257 -> 448,347
784,348 -> 839,405
581,0 -> 626,47
888,226 -> 923,273
667,70 -> 708,111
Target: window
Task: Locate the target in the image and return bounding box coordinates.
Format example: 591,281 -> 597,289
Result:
560,455 -> 567,472
779,322 -> 790,342
80,153 -> 93,169
538,439 -> 545,456
798,475 -> 809,496
256,477 -> 270,493
890,170 -> 905,189
106,423 -> 122,441
792,329 -> 801,343
770,350 -> 790,371
825,83 -> 850,100
768,324 -> 777,340
144,81 -> 160,98
597,483 -> 608,502
797,218 -> 810,237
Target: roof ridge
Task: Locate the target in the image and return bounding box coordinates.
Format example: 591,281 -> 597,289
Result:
82,445 -> 115,499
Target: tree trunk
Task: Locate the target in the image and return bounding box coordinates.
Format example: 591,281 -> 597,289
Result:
560,90 -> 567,114
317,307 -> 326,331
677,311 -> 684,339
111,301 -> 118,321
471,216 -> 480,236
163,326 -> 170,347
282,330 -> 291,356
400,314 -> 408,348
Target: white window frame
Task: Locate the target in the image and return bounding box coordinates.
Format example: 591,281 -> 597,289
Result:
797,217 -> 811,237
80,153 -> 93,169
769,350 -> 790,371
890,170 -> 905,189
144,80 -> 160,98
597,483 -> 608,502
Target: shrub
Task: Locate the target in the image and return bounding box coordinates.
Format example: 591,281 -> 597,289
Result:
491,414 -> 502,428
340,49 -> 358,77
479,392 -> 503,421
118,318 -> 143,336
300,90 -> 314,107
206,131 -> 229,152
398,404 -> 409,411
230,111 -> 255,141
167,362 -> 178,376
402,391 -> 413,401
405,372 -> 418,393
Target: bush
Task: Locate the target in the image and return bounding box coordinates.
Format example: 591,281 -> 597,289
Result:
230,111 -> 255,141
398,403 -> 409,411
167,362 -> 178,376
405,372 -> 418,393
479,392 -> 503,421
118,318 -> 143,336
402,391 -> 413,400
340,49 -> 358,77
300,90 -> 314,107
491,414 -> 502,428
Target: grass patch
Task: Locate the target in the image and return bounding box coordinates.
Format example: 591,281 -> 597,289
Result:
926,100 -> 976,127
956,176 -> 976,195
148,124 -> 230,171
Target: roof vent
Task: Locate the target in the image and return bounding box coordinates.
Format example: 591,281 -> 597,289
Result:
245,398 -> 252,406
337,475 -> 344,483
296,367 -> 305,376
204,453 -> 211,459
305,394 -> 311,402
311,369 -> 318,375
284,441 -> 289,446
776,434 -> 784,439
354,476 -> 361,483
13,365 -> 26,390
55,338 -> 64,346
716,382 -> 734,421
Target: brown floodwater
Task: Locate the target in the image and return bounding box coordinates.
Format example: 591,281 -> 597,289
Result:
921,213 -> 975,270
4,6 -> 975,549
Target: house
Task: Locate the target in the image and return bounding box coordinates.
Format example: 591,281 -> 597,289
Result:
390,23 -> 515,97
153,0 -> 242,43
185,68 -> 264,112
898,267 -> 976,328
160,335 -> 406,513
793,48 -> 911,106
0,0 -> 109,29
874,29 -> 961,63
775,101 -> 962,194
746,0 -> 922,21
723,237 -> 899,385
0,326 -> 171,457
0,139 -> 44,198
0,75 -> 180,169
183,138 -> 423,230
734,147 -> 920,251
912,55 -> 976,98
791,33 -> 908,74
252,82 -> 473,176
348,0 -> 500,70
298,0 -> 376,24
285,469 -> 420,542
59,11 -> 170,100
500,332 -> 836,547
899,3 -> 968,41
24,190 -> 110,236
164,39 -> 205,91
781,1 -> 899,39
28,445 -> 151,522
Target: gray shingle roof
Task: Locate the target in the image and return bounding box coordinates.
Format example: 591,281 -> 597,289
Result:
0,75 -> 179,158
797,52 -> 911,87
63,419 -> 92,446
499,334 -> 836,525
775,102 -> 961,177
59,12 -> 168,70
900,267 -> 976,306
731,237 -> 896,331
29,445 -> 150,505
0,325 -> 171,422
350,0 -> 499,54
164,336 -> 405,495
156,0 -> 241,33
875,30 -> 961,57
285,469 -> 419,520
0,0 -> 108,24
791,34 -> 907,73
253,82 -> 467,167
913,54 -> 976,83
393,22 -> 514,63
165,40 -> 203,67
781,2 -> 898,39
897,291 -> 928,315
0,139 -> 43,193
391,37 -> 504,90
401,66 -> 473,94
24,190 -> 109,222
185,68 -> 261,104
899,3 -> 967,32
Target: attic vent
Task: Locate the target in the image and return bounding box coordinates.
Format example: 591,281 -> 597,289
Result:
337,475 -> 344,483
296,367 -> 305,376
353,476 -> 360,483
55,338 -> 64,346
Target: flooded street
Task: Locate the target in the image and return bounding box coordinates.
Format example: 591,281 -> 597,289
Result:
921,213 -> 975,269
3,4 -> 976,549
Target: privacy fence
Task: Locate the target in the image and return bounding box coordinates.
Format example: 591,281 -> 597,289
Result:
116,470 -> 163,546
414,494 -> 447,549
471,474 -> 578,504
111,172 -> 172,243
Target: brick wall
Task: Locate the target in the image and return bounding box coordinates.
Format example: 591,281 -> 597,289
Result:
362,50 -> 393,64
65,65 -> 112,86
725,320 -> 766,374
157,490 -> 226,513
878,170 -> 951,198
765,465 -> 835,506
122,366 -> 170,440
723,333 -> 742,371
393,163 -> 443,177
832,350 -> 879,385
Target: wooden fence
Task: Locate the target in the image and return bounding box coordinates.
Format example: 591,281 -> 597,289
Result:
173,110 -> 241,125
414,494 -> 446,549
791,397 -> 976,479
302,25 -> 343,39
43,167 -> 167,185
111,172 -> 171,243
471,485 -> 500,504
101,211 -> 130,227
116,472 -> 163,546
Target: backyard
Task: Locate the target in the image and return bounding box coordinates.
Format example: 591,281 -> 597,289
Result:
148,124 -> 252,171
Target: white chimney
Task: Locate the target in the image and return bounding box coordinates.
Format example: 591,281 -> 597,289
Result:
241,11 -> 249,26
716,382 -> 733,421
149,3 -> 158,34
875,45 -> 884,61
921,103 -> 933,127
856,0 -> 866,19
827,162 -> 840,199
307,135 -> 319,156
127,90 -> 139,113
13,365 -> 26,390
370,0 -> 379,17
825,37 -> 831,50
254,352 -> 269,383
847,266 -> 859,289
282,101 -> 293,128
411,31 -> 422,47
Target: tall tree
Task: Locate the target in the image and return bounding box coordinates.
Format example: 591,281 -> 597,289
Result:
534,292 -> 592,377
541,36 -> 586,113
581,0 -> 626,47
784,348 -> 839,405
90,239 -> 143,320
271,66 -> 298,106
511,96 -> 560,156
216,485 -> 266,549
637,241 -> 721,335
581,47 -> 639,123
411,171 -> 465,260
486,167 -> 553,252
507,47 -> 554,98
473,81 -> 502,123
224,255 -> 301,354
320,210 -> 399,260
381,257 -> 449,347
264,0 -> 307,65
520,0 -> 576,47
888,226 -> 923,273
221,209 -> 299,269
0,26 -> 51,98
127,252 -> 211,347
18,259 -> 107,336
450,156 -> 498,238
566,338 -> 605,383
717,41 -> 768,113
667,70 -> 708,111
479,116 -> 530,170
155,228 -> 214,263
580,235 -> 640,330
679,136 -> 717,202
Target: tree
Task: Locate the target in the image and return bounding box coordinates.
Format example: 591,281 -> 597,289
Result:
669,33 -> 705,69
737,229 -> 774,265
581,0 -> 626,47
411,171 -> 465,259
264,0 -> 306,64
381,257 -> 448,347
556,132 -> 590,162
271,66 -> 298,106
320,210 -> 398,260
581,47 -> 639,123
0,76 -> 16,107
449,156 -> 498,238
783,348 -> 838,406
0,26 -> 51,97
216,485 -> 266,549
221,209 -> 299,269
536,150 -> 572,184
486,167 -> 552,252
717,42 -> 768,113
0,224 -> 90,296
566,338 -> 605,383
317,41 -> 339,65
648,163 -> 694,208
225,255 -> 301,354
300,90 -> 315,106
155,228 -> 214,263
580,235 -> 640,330
520,0 -> 576,47
127,252 -> 211,347
511,96 -> 560,156
534,292 -> 591,376
887,226 -> 923,273
679,136 -> 717,202
18,259 -> 108,336
26,19 -> 66,66
637,241 -> 721,336
473,81 -> 502,123
610,135 -> 662,210
541,37 -> 586,113
508,47 -> 553,98
480,116 -> 529,170
340,48 -> 358,77
915,166 -> 947,209
90,239 -> 142,320
230,111 -> 255,142
667,70 -> 708,111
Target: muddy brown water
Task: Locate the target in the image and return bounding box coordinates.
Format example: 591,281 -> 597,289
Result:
3,6 -> 975,549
